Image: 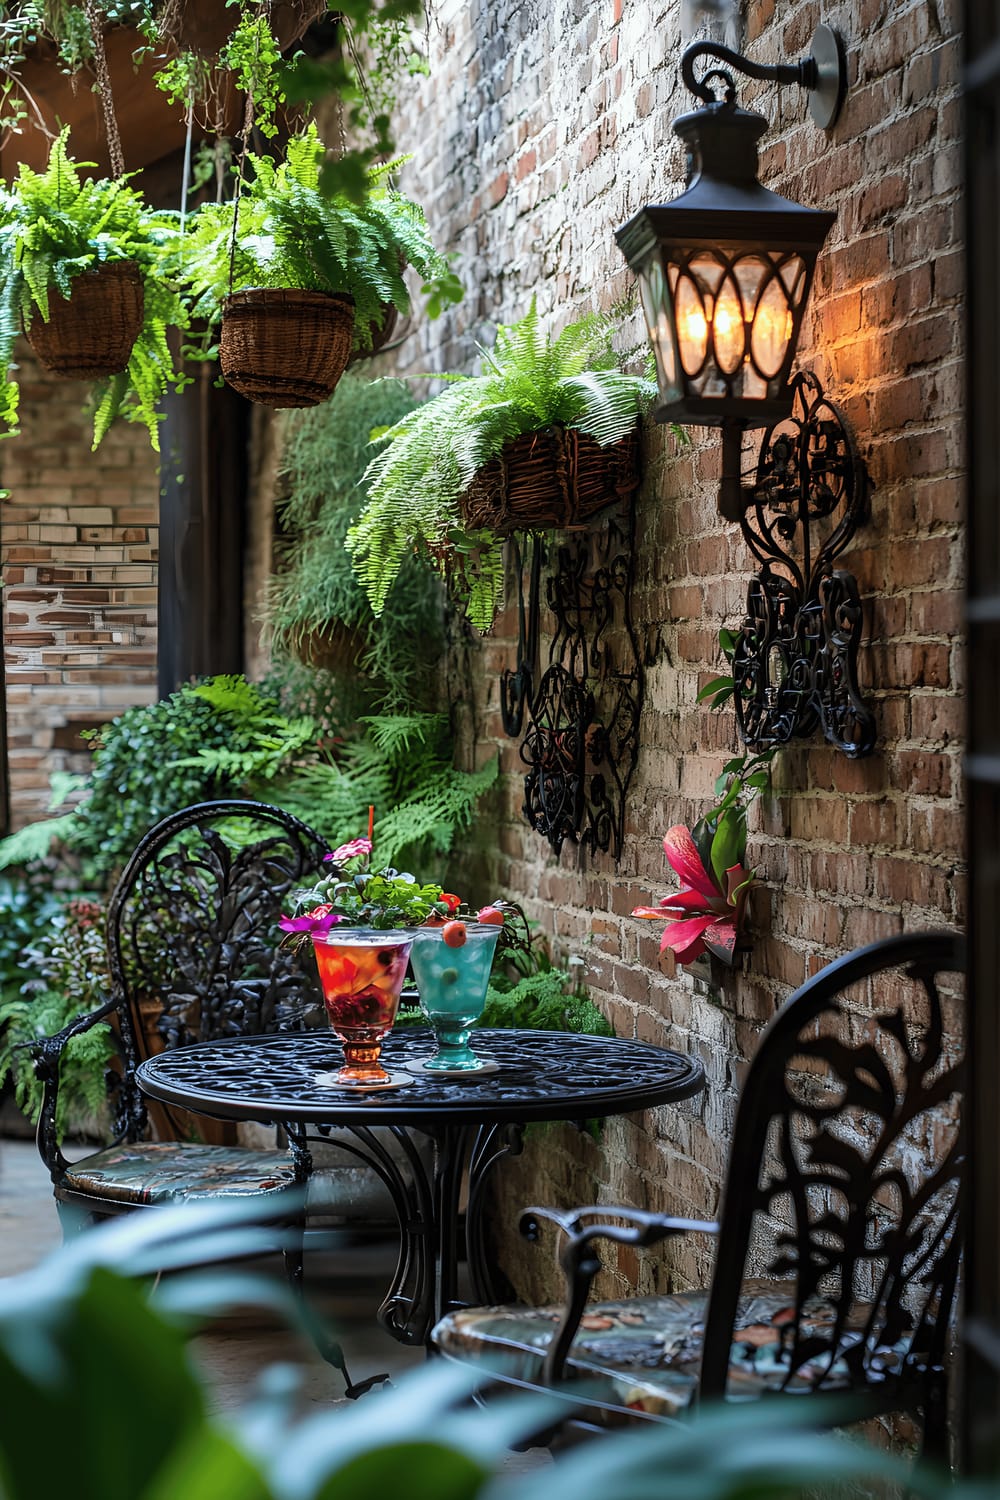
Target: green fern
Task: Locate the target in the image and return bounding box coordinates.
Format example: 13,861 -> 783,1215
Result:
0,129 -> 189,449
346,302 -> 659,629
264,372 -> 445,712
177,123 -> 460,357
0,812 -> 77,871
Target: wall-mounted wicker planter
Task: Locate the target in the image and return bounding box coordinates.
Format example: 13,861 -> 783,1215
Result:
26,258 -> 144,379
220,288 -> 355,409
459,423 -> 641,535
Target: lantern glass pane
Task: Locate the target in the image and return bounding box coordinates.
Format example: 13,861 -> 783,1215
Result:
713,274 -> 744,376
638,257 -> 677,393
675,274 -> 709,376
752,272 -> 796,379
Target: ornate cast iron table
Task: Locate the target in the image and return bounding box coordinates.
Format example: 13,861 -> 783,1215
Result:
136,1028 -> 705,1347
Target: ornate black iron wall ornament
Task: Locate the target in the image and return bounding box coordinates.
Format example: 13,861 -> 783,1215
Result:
499,506 -> 643,860
727,371 -> 876,757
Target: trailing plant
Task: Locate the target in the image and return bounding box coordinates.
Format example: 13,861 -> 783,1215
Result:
277,0 -> 429,200
0,129 -> 188,447
347,302 -> 660,629
177,123 -> 460,357
266,371 -> 446,709
0,896 -> 114,1141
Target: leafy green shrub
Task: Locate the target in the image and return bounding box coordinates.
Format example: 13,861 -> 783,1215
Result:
0,871 -> 62,1004
0,129 -> 188,447
0,897 -> 113,1141
347,302 -> 658,627
481,945 -> 612,1037
0,677 -> 495,888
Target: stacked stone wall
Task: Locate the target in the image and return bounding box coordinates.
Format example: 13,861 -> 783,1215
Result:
383,0 -> 965,1297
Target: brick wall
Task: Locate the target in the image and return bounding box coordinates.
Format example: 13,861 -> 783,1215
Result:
380,0 -> 965,1297
1,340 -> 160,828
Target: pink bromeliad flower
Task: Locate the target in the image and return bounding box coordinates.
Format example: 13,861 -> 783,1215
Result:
632,824 -> 753,966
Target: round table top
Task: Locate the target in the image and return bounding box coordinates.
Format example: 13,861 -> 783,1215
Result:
135,1028 -> 705,1128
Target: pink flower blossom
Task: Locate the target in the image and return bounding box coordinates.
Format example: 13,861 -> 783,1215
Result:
278,903 -> 342,937
325,837 -> 373,864
632,824 -> 753,967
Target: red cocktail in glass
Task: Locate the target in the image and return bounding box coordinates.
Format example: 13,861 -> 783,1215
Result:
311,927 -> 413,1087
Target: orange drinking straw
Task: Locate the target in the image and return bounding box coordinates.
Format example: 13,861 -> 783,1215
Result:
368,804 -> 374,843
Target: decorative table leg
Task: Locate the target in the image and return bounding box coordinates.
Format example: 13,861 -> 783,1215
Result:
466,1122 -> 524,1304
299,1122 -> 438,1347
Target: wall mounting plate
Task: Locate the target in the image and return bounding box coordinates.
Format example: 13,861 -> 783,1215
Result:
809,24 -> 847,129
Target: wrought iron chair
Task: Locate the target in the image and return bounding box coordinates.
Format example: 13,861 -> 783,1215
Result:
28,799 -> 377,1391
433,932 -> 965,1456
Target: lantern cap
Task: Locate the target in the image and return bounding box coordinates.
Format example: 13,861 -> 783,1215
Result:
615,100 -> 836,267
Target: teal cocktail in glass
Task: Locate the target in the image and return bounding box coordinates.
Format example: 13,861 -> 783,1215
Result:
408,922 -> 502,1072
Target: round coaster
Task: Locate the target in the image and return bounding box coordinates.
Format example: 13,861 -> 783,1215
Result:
313,1069 -> 415,1091
405,1055 -> 500,1078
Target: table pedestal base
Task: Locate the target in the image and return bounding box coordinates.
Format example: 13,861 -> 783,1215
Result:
286,1118 -> 523,1347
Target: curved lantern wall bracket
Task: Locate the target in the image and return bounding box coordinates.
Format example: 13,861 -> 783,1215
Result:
616,27 -> 876,757
724,371 -> 876,758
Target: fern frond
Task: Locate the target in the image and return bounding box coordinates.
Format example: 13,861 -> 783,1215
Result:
347,306 -> 653,627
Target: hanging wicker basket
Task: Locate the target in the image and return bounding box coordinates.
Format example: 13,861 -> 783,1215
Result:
220,288 -> 355,409
25,259 -> 144,380
347,302 -> 400,366
459,423 -> 641,535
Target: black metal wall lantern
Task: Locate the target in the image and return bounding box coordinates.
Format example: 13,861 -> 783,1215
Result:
616,28 -> 876,758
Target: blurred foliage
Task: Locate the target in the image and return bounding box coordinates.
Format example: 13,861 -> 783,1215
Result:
0,898 -> 113,1141
0,1198 -> 977,1500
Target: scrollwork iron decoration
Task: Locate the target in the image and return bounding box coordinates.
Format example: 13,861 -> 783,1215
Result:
731,370 -> 876,757
502,505 -> 643,860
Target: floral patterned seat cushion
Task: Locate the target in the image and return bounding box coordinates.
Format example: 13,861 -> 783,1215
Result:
433,1280 -> 911,1422
61,1142 -> 297,1206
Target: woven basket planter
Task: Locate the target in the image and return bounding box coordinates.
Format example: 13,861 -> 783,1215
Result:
459,424 -> 641,535
220,288 -> 355,409
347,301 -> 400,366
26,259 -> 144,379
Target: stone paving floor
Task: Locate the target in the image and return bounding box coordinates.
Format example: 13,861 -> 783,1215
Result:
0,1136 -> 552,1472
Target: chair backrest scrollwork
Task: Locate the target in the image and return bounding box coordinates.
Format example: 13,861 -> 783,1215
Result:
105,800 -> 330,1140
701,931 -> 965,1408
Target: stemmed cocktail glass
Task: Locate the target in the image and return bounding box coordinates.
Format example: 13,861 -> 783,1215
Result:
311,927 -> 413,1088
408,922 -> 501,1072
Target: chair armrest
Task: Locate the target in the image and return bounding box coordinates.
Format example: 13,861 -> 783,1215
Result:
26,994 -> 119,1183
25,994 -> 118,1073
519,1204 -> 720,1385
